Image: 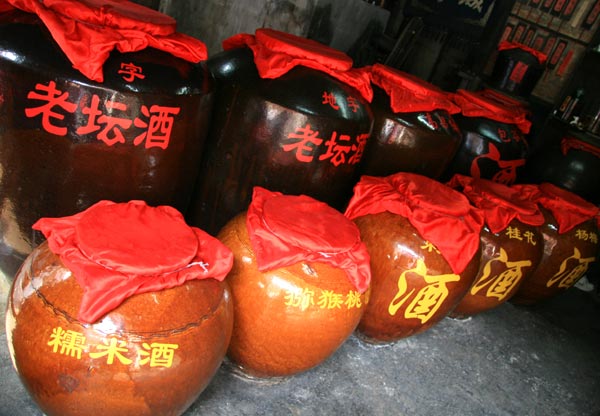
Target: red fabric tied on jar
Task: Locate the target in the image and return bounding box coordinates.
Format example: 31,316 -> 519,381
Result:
33,200 -> 233,323
451,89 -> 532,134
0,2 -> 15,12
498,40 -> 548,65
512,183 -> 600,234
344,173 -> 484,274
448,174 -> 545,233
222,28 -> 373,102
5,0 -> 208,82
369,63 -> 460,114
246,187 -> 371,293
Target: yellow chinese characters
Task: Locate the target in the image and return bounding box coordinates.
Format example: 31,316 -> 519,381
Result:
547,247 -> 596,288
46,327 -> 179,369
284,288 -> 363,311
575,229 -> 599,244
139,342 -> 178,368
48,327 -> 86,359
388,259 -> 460,324
505,226 -> 537,245
469,248 -> 532,300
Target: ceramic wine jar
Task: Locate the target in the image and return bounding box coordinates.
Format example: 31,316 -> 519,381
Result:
187,28 -> 374,235
359,64 -> 462,179
489,41 -> 547,98
510,183 -> 599,305
218,187 -> 371,377
344,173 -> 483,343
5,201 -> 234,416
0,1 -> 214,277
447,175 -> 545,318
444,89 -> 531,185
525,128 -> 600,205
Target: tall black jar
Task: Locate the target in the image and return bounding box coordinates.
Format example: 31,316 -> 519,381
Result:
0,2 -> 214,278
187,29 -> 374,235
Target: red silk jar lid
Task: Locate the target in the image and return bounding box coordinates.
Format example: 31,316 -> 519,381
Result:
6,0 -> 208,82
512,183 -> 600,234
222,28 -> 373,101
451,89 -> 532,134
246,187 -> 371,293
344,173 -> 484,274
369,63 -> 460,114
33,200 -> 233,323
448,174 -> 545,233
498,40 -> 548,65
0,2 -> 15,12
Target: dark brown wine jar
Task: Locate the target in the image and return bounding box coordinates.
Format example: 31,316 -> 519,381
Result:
217,187 -> 371,377
444,89 -> 531,186
359,64 -> 463,179
344,173 -> 483,343
6,201 -> 234,416
0,2 -> 214,278
524,130 -> 600,205
447,175 -> 545,318
187,28 -> 374,235
509,183 -> 600,305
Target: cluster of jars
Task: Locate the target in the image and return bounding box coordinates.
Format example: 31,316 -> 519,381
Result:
1,2 -> 599,416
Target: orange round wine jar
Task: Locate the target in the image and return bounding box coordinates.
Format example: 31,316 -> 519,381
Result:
5,201 -> 234,416
217,187 -> 371,378
509,183 -> 600,305
344,173 -> 483,343
447,175 -> 545,318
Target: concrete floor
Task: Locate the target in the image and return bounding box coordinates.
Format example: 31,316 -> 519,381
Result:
1,273 -> 599,416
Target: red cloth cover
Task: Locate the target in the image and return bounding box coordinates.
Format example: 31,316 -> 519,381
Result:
6,0 -> 207,82
33,200 -> 233,323
448,174 -> 545,233
451,89 -> 532,134
344,173 -> 484,274
222,28 -> 373,102
0,2 -> 15,12
369,63 -> 460,114
498,40 -> 548,65
511,183 -> 600,233
561,137 -> 600,158
246,187 -> 371,293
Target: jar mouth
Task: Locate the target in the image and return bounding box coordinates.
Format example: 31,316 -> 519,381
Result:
26,245 -> 226,340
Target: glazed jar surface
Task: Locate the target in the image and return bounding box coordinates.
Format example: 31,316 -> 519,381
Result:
218,214 -> 368,378
451,219 -> 543,318
511,209 -> 599,305
524,132 -> 600,205
0,10 -> 214,277
6,242 -> 233,416
359,89 -> 462,179
354,212 -> 479,342
489,47 -> 545,98
188,47 -> 373,235
446,115 -> 528,185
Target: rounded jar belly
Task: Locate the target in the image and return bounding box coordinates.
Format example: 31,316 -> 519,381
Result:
360,100 -> 462,180
6,242 -> 233,416
511,211 -> 599,305
450,220 -> 544,318
444,116 -> 528,186
218,214 -> 367,378
354,211 -> 479,343
188,48 -> 373,235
